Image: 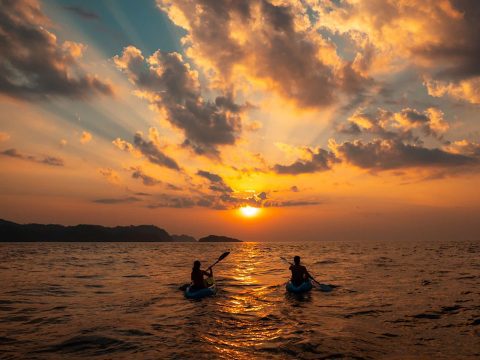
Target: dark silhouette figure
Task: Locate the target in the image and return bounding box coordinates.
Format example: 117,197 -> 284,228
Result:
289,256 -> 312,286
190,260 -> 213,291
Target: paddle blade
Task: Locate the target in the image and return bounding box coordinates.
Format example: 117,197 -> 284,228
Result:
218,251 -> 230,262
179,284 -> 189,291
316,284 -> 332,292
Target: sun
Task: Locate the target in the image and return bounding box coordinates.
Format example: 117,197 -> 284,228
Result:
239,206 -> 260,218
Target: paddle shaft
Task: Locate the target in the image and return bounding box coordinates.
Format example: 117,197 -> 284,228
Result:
207,251 -> 230,270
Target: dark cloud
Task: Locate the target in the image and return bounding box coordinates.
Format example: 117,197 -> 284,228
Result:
130,167 -> 161,186
157,0 -> 371,109
335,139 -> 477,170
0,0 -> 112,100
263,200 -> 321,207
417,1 -> 480,81
147,194 -> 196,209
196,170 -> 222,183
196,170 -> 233,193
166,183 -> 182,191
1,148 -> 64,167
114,47 -> 243,155
93,197 -> 141,204
133,132 -> 180,170
63,5 -> 99,20
273,148 -> 338,175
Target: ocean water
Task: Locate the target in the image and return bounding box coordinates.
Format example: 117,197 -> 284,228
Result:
0,241 -> 479,359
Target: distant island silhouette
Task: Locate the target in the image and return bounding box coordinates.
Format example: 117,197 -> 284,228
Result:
198,235 -> 242,243
0,219 -> 242,243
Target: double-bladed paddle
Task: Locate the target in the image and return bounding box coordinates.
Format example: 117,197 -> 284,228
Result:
280,256 -> 332,292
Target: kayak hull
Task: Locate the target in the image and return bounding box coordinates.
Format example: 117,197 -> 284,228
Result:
286,279 -> 313,294
185,279 -> 217,299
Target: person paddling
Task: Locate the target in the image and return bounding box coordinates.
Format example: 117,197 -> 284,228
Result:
289,256 -> 312,286
190,260 -> 213,291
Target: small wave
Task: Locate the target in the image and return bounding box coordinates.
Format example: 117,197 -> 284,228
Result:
412,313 -> 441,319
122,274 -> 149,278
116,329 -> 153,337
314,259 -> 337,265
344,309 -> 385,318
74,274 -> 102,279
84,284 -> 104,288
440,305 -> 462,313
470,319 -> 480,326
40,335 -> 137,355
0,336 -> 17,344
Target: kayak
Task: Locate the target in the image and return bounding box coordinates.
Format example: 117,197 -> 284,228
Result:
286,279 -> 313,294
185,278 -> 217,299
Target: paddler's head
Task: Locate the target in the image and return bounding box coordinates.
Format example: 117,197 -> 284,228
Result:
294,256 -> 300,265
193,260 -> 201,270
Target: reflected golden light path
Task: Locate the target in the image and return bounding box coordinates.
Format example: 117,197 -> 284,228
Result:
203,243 -> 285,359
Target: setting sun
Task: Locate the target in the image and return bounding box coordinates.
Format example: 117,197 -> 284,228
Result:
239,206 -> 260,218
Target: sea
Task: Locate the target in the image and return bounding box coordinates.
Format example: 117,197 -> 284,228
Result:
0,241 -> 479,359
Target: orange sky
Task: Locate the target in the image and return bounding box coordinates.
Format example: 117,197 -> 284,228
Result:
1,0 -> 479,241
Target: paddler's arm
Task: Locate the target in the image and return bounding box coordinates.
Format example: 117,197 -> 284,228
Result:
203,269 -> 213,277
304,268 -> 312,280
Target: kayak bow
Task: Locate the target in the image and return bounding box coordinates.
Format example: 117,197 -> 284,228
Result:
286,279 -> 313,294
185,277 -> 217,299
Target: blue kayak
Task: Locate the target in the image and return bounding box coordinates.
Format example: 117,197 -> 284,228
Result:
185,278 -> 217,299
286,279 -> 313,294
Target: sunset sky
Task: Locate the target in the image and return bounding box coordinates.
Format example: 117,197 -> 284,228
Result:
1,0 -> 479,241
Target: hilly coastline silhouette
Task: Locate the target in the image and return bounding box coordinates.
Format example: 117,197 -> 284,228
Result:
0,219 -> 242,243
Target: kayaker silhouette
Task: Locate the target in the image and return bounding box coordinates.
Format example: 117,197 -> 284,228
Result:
289,256 -> 312,286
190,260 -> 213,291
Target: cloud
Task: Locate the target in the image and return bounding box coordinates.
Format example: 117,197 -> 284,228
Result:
133,132 -> 180,170
425,77 -> 480,104
93,197 -> 141,204
0,132 -> 10,142
273,147 -> 338,174
63,5 -> 99,20
147,194 -> 196,209
157,0 -> 371,108
337,107 -> 449,143
196,170 -> 233,193
113,46 -> 243,155
0,0 -> 112,100
393,108 -> 449,138
98,168 -> 120,185
313,0 -> 480,103
443,140 -> 480,157
333,139 -> 477,170
80,131 -> 92,144
196,170 -> 223,183
130,167 -> 161,186
263,200 -> 321,207
112,138 -> 138,154
59,139 -> 67,147
1,148 -> 64,167
113,129 -> 180,171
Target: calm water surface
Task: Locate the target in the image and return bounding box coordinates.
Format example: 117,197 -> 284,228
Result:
0,241 -> 479,359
